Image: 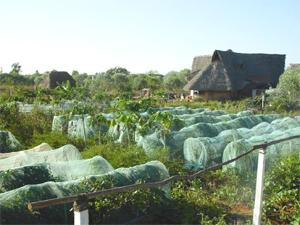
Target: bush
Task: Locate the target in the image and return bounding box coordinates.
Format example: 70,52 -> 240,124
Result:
263,152 -> 300,224
82,143 -> 151,168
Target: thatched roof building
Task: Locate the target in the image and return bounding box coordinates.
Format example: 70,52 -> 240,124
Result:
184,50 -> 285,100
185,55 -> 211,81
289,64 -> 300,70
39,71 -> 76,89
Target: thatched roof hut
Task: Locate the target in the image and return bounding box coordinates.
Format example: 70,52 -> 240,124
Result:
184,50 -> 285,96
186,55 -> 211,81
39,71 -> 76,89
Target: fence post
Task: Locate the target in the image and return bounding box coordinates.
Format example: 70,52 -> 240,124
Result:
73,194 -> 89,225
253,146 -> 267,225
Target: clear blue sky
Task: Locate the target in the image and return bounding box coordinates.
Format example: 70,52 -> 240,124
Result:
0,0 -> 299,75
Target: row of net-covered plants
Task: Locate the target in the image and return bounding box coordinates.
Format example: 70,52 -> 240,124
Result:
0,85 -> 299,224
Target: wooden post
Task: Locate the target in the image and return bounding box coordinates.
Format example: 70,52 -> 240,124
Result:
261,94 -> 265,112
73,194 -> 89,225
253,147 -> 267,225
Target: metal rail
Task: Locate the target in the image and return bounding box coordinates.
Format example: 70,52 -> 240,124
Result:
28,134 -> 300,211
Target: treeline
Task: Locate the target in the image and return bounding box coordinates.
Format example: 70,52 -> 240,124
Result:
0,63 -> 190,95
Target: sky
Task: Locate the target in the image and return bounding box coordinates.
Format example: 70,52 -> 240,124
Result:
0,0 -> 299,75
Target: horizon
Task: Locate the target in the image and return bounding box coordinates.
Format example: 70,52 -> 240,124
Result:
0,0 -> 299,75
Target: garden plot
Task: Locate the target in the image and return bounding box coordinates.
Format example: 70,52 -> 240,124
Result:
184,117 -> 300,169
222,126 -> 300,173
52,107 -> 227,140
0,160 -> 170,224
137,114 -> 280,156
0,144 -> 82,170
109,110 -> 253,145
0,156 -> 114,192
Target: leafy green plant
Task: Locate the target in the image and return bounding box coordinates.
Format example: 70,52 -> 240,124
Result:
89,114 -> 108,144
263,153 -> 300,224
147,111 -> 184,149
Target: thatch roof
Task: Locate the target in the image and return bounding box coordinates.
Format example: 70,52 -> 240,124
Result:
289,64 -> 300,70
191,55 -> 212,72
184,50 -> 285,92
186,55 -> 212,81
39,71 -> 76,89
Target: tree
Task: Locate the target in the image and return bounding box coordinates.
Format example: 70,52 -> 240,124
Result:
106,67 -> 130,76
277,69 -> 300,102
72,70 -> 79,76
112,73 -> 131,93
163,69 -> 189,93
10,63 -> 22,75
34,74 -> 46,86
133,75 -> 149,90
145,75 -> 163,91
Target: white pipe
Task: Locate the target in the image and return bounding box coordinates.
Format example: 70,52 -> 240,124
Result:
74,209 -> 89,225
253,148 -> 266,225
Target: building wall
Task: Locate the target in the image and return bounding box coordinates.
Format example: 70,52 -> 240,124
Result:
193,91 -> 231,100
192,89 -> 268,101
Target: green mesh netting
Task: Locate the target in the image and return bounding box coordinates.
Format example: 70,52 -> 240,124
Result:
222,127 -> 300,173
0,144 -> 82,170
183,117 -> 300,169
67,115 -> 110,139
138,114 -> 280,156
0,143 -> 52,160
52,115 -> 67,132
134,111 -> 252,146
177,110 -> 253,127
0,156 -> 114,192
0,131 -> 23,153
52,113 -> 114,139
0,160 -> 170,224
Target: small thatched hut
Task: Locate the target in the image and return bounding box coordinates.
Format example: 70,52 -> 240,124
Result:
184,50 -> 285,100
39,71 -> 76,89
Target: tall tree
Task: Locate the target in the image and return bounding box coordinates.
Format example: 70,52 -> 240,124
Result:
10,63 -> 22,75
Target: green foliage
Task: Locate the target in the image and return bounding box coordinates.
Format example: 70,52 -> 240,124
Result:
106,67 -> 130,76
10,62 -> 22,75
81,143 -> 151,168
83,176 -> 166,224
147,111 -> 184,148
113,98 -> 157,113
0,73 -> 34,86
163,69 -> 189,93
263,153 -> 300,224
115,112 -> 146,147
89,114 -> 109,144
0,165 -> 56,192
277,69 -> 300,104
0,103 -> 54,149
117,91 -> 133,100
